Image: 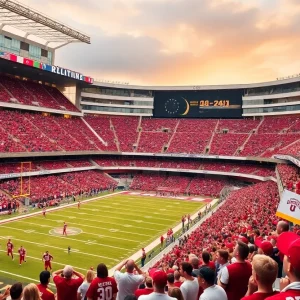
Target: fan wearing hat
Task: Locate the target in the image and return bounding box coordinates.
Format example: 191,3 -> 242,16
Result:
265,232 -> 300,300
255,240 -> 274,257
198,267 -> 227,300
139,270 -> 176,300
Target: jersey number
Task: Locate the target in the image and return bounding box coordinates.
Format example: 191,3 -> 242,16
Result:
97,286 -> 112,300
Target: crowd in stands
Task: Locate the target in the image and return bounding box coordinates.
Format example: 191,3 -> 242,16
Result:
0,160 -> 92,174
0,109 -> 299,157
188,178 -> 228,197
0,110 -> 104,152
84,115 -> 118,151
94,157 -> 276,177
0,170 -> 117,204
130,174 -> 229,196
217,119 -> 261,133
277,164 -> 300,193
0,75 -> 79,112
0,192 -> 19,213
112,116 -> 139,152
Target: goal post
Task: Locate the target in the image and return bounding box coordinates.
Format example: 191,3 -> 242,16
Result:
12,162 -> 31,199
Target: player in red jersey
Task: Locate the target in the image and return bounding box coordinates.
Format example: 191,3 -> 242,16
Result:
42,207 -> 46,217
18,246 -> 26,265
63,222 -> 67,236
78,200 -> 81,209
42,251 -> 54,271
7,239 -> 14,260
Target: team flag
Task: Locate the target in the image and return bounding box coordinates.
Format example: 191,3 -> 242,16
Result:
10,54 -> 18,62
24,58 -> 34,67
276,189 -> 300,225
33,61 -> 42,68
0,51 -> 11,60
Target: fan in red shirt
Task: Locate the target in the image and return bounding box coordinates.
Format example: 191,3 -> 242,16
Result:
7,239 -> 14,260
42,251 -> 54,271
265,232 -> 300,300
18,246 -> 26,265
37,270 -> 55,300
241,254 -> 279,300
218,241 -> 252,300
86,263 -> 118,300
53,265 -> 84,300
63,222 -> 67,236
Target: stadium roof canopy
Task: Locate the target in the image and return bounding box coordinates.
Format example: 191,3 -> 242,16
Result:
0,0 -> 90,49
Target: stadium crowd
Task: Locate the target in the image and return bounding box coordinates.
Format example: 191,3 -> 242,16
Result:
0,171 -> 117,205
1,181 -> 300,300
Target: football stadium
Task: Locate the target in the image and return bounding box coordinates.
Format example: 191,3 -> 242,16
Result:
0,1 -> 299,300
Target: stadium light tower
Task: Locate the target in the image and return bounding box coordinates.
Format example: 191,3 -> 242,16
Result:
0,0 -> 90,49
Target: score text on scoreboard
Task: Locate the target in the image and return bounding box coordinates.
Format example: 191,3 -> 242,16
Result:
154,90 -> 243,118
192,100 -> 230,107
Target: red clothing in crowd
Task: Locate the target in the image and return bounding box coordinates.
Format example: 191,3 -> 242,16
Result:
86,277 -> 118,300
224,262 -> 252,300
36,283 -> 55,300
242,292 -> 279,300
53,275 -> 83,300
135,288 -> 154,298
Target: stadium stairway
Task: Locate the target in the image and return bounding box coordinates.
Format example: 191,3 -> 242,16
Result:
81,117 -> 107,147
207,120 -> 219,154
135,130 -> 142,152
110,118 -> 120,151
234,118 -> 264,155
163,120 -> 180,153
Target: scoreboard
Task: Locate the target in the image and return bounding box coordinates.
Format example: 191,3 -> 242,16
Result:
153,89 -> 243,118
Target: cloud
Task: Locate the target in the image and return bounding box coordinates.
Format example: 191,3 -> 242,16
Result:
15,0 -> 300,84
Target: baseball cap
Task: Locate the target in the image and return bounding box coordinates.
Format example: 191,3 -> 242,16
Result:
255,239 -> 273,256
225,242 -> 234,250
198,267 -> 215,284
277,232 -> 300,271
152,270 -> 167,286
277,232 -> 300,272
238,236 -> 248,244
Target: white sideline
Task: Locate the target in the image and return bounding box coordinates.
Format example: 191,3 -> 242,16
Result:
0,191 -> 124,225
108,198 -> 218,276
0,270 -> 55,287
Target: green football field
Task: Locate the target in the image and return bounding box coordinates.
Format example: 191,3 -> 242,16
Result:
0,192 -> 206,288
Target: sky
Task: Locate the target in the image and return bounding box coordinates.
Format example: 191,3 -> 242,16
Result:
16,0 -> 300,85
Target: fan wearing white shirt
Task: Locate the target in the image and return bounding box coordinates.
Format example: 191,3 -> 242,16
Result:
198,267 -> 227,300
179,262 -> 199,300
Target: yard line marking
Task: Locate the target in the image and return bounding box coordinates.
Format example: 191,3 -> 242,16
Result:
48,214 -> 154,237
57,211 -> 169,227
20,220 -> 140,243
0,250 -> 90,272
75,203 -> 187,218
78,206 -> 181,218
91,197 -> 204,206
0,225 -> 128,251
0,270 -> 55,287
0,191 -> 124,225
0,236 -> 119,261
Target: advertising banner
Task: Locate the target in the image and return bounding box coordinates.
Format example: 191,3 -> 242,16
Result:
0,51 -> 93,84
276,189 -> 300,225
